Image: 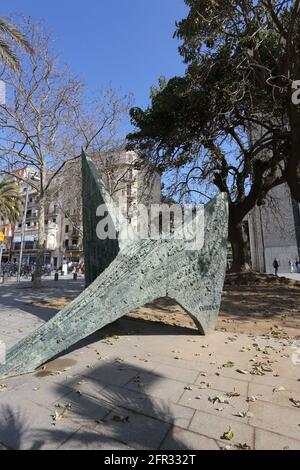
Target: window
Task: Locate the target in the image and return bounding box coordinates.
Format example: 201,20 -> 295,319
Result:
65,239 -> 69,248
25,241 -> 34,250
52,218 -> 57,224
65,225 -> 69,233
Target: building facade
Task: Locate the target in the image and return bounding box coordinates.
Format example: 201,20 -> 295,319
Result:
5,151 -> 161,268
11,175 -> 63,267
248,183 -> 300,273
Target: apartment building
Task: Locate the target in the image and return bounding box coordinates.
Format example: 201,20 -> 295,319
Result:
6,151 -> 161,268
11,175 -> 63,267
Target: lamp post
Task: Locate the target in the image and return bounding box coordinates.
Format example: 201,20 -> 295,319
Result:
17,183 -> 30,283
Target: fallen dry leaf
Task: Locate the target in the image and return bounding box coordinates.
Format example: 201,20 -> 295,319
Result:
236,443 -> 252,450
223,361 -> 235,368
209,395 -> 230,405
112,415 -> 130,423
273,386 -> 286,393
226,390 -> 240,398
221,428 -> 234,441
290,398 -> 300,408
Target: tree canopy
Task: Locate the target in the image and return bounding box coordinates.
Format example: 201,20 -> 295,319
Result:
127,0 -> 300,271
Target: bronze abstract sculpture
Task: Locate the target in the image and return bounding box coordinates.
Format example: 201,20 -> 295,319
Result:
0,152 -> 228,379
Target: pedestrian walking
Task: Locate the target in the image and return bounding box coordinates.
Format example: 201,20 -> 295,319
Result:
289,258 -> 295,273
273,258 -> 279,276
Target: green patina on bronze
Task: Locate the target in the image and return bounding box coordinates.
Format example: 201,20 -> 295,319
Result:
0,152 -> 228,379
82,153 -> 119,286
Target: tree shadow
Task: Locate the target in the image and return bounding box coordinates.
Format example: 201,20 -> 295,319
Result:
0,361 -> 196,450
220,284 -> 300,321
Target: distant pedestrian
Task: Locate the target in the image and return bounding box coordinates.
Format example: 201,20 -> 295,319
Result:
273,258 -> 279,276
296,259 -> 300,274
289,259 -> 295,273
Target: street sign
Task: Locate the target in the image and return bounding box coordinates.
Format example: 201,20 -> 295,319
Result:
0,232 -> 4,243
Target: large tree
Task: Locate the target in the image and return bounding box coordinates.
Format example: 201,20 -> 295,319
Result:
127,0 -> 299,272
174,0 -> 300,200
0,18 -> 130,287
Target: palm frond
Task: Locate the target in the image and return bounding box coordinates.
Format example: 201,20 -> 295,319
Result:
0,17 -> 34,71
0,180 -> 23,224
0,17 -> 34,54
0,35 -> 20,71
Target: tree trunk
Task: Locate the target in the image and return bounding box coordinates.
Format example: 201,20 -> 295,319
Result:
228,220 -> 251,273
33,193 -> 45,288
287,104 -> 300,202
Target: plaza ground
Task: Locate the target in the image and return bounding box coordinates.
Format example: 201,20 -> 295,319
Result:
0,276 -> 299,450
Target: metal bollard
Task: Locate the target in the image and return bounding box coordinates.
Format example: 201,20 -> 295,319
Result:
73,272 -> 78,280
54,272 -> 59,281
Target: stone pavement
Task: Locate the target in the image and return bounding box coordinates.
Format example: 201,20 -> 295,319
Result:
0,279 -> 299,450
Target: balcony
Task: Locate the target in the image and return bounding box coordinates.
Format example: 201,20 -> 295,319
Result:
65,245 -> 81,254
26,213 -> 38,221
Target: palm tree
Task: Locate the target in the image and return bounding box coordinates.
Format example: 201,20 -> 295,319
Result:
0,179 -> 23,224
0,17 -> 33,71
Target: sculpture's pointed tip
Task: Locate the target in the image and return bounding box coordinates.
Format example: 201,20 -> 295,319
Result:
81,148 -> 88,160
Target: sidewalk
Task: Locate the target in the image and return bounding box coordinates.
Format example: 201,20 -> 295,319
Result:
0,280 -> 299,450
279,273 -> 300,281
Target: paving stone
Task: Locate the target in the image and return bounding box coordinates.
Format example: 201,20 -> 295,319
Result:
254,428 -> 300,450
59,394 -> 113,429
91,383 -> 194,429
189,410 -> 255,447
82,361 -> 140,387
5,381 -> 74,407
248,401 -> 300,440
96,406 -> 171,450
251,373 -> 300,392
151,363 -> 199,384
248,382 -> 299,408
179,386 -> 251,423
86,383 -> 147,411
160,426 -> 220,450
58,427 -> 134,450
124,372 -> 188,402
0,400 -> 80,450
194,373 -> 249,396
142,397 -> 195,429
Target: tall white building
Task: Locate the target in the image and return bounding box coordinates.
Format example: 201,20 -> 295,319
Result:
248,183 -> 300,273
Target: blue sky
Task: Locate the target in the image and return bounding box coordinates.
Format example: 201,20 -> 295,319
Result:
2,0 -> 188,131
